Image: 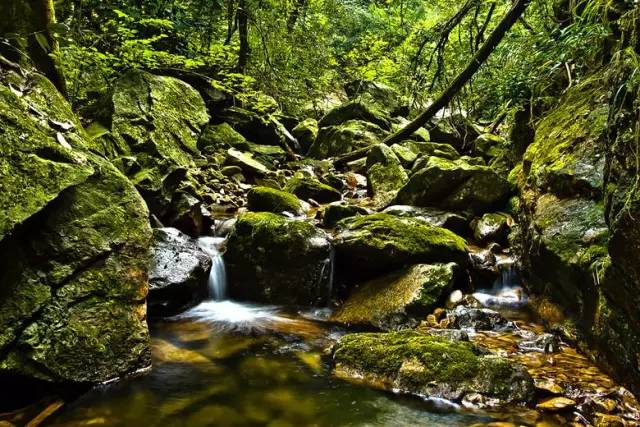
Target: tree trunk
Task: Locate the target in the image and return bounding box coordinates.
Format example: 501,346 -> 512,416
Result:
381,0 -> 531,147
224,0 -> 237,45
237,0 -> 249,73
0,0 -> 67,96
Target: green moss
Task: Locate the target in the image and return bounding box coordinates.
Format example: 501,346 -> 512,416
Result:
308,120 -> 387,159
198,122 -> 247,152
285,177 -> 341,203
366,144 -> 408,206
323,203 -> 368,227
318,101 -> 391,130
247,186 -> 303,214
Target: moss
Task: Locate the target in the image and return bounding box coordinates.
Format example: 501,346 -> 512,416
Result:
247,186 -> 302,214
318,101 -> 392,130
366,144 -> 408,206
292,118 -> 319,153
334,213 -> 467,281
407,141 -> 460,160
390,143 -> 419,167
323,203 -> 368,227
198,122 -> 246,152
285,177 -> 341,203
308,120 -> 387,159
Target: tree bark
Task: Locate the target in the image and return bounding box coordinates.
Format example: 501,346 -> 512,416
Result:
381,0 -> 531,147
0,0 -> 67,96
237,0 -> 249,73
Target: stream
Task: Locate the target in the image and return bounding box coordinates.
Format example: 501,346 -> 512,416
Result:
5,243 -> 640,426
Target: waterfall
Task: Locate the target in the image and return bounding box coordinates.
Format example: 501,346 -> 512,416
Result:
473,255 -> 526,309
197,236 -> 227,301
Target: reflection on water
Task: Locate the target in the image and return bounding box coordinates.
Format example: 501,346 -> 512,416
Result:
47,303 -> 492,427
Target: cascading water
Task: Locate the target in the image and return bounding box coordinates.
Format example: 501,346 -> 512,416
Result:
196,236 -> 227,301
473,255 -> 527,309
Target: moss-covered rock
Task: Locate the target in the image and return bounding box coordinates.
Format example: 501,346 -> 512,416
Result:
225,213 -> 333,305
334,213 -> 468,282
0,65 -> 151,384
285,177 -> 341,203
344,79 -> 405,115
318,101 -> 392,130
472,212 -> 511,245
322,202 -> 369,227
396,157 -> 512,214
218,107 -> 298,150
292,118 -> 319,154
225,148 -> 271,176
308,120 -> 387,159
247,186 -> 303,215
332,263 -> 460,330
332,331 -> 534,404
198,122 -> 247,153
366,144 -> 408,206
406,141 -> 460,162
382,205 -> 470,236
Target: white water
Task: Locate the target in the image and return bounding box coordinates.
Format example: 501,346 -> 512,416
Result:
473,256 -> 528,309
197,236 -> 227,301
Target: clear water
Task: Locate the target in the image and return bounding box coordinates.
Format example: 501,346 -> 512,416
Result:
197,237 -> 227,301
47,302 -> 495,427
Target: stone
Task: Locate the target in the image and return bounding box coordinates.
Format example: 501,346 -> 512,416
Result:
323,202 -> 369,228
218,107 -> 298,150
318,101 -> 392,130
365,144 -> 408,206
406,141 -> 460,162
447,306 -> 514,331
225,213 -> 333,305
334,213 -> 468,282
421,328 -> 470,342
391,143 -> 419,168
225,148 -> 270,176
292,118 -> 319,154
332,331 -> 535,404
472,213 -> 511,245
382,205 -> 469,235
308,120 -> 386,159
344,79 -> 405,115
148,228 -> 211,317
536,397 -> 576,412
285,177 -> 341,204
396,157 -> 512,214
247,186 -> 303,215
0,65 -> 151,384
518,333 -> 560,353
198,122 -> 246,153
332,263 -> 461,330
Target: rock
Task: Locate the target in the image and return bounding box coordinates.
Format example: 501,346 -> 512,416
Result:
162,191 -> 211,237
247,186 -> 303,215
396,157 -> 512,214
292,119 -> 319,154
536,397 -> 576,412
332,331 -> 535,404
318,101 -> 392,130
308,120 -> 386,159
148,228 -> 211,317
285,177 -> 341,204
365,144 -> 408,206
334,213 -> 468,282
392,117 -> 431,142
594,413 -> 625,427
344,79 -> 405,115
391,143 -> 419,168
0,66 -> 151,384
382,205 -> 470,235
332,263 -> 461,330
469,249 -> 499,287
472,213 -> 511,245
426,115 -> 481,151
447,290 -> 465,309
218,107 -> 298,150
421,328 -> 470,342
406,141 -> 461,162
225,213 -> 333,305
225,148 -> 270,176
518,333 -> 560,353
221,165 -> 243,177
534,379 -> 564,395
323,202 -> 369,228
233,141 -> 287,168
447,306 -> 514,331
472,133 -> 506,161
198,122 -> 247,153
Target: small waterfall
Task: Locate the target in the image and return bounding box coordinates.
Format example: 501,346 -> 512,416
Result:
197,237 -> 227,301
473,256 -> 527,309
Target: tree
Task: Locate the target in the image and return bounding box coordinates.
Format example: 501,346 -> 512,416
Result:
237,0 -> 249,73
0,0 -> 67,95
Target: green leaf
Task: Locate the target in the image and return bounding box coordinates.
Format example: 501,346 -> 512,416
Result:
34,33 -> 51,52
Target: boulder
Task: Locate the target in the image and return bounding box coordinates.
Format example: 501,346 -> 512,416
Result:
224,148 -> 270,177
390,143 -> 419,168
0,65 -> 151,384
396,157 -> 512,214
292,118 -> 319,154
323,202 -> 369,228
406,141 -> 460,162
334,213 -> 468,282
308,120 -> 386,159
247,186 -> 303,215
225,213 -> 333,305
472,212 -> 511,245
332,263 -> 461,330
446,306 -> 515,331
218,107 -> 299,151
148,228 -> 211,317
285,177 -> 341,204
382,205 -> 469,235
332,331 -> 534,404
344,79 -> 405,115
318,101 -> 392,130
198,122 -> 246,153
365,144 -> 408,206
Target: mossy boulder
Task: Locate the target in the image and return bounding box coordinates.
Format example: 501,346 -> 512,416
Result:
334,213 -> 468,282
224,148 -> 270,176
366,144 -> 409,206
382,205 -> 470,236
148,228 -> 211,317
198,122 -> 246,153
285,177 -> 341,204
308,120 -> 387,159
247,186 -> 303,215
218,107 -> 299,150
332,331 -> 534,404
318,101 -> 392,130
292,118 -> 319,154
406,141 -> 460,162
396,157 -> 512,214
472,212 -> 511,245
225,213 -> 333,305
323,202 -> 369,227
332,263 -> 460,330
344,79 -> 405,115
0,66 -> 151,384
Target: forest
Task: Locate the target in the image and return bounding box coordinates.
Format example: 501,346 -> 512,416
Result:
0,0 -> 639,425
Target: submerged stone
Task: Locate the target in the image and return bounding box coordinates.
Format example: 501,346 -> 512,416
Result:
225,212 -> 333,305
332,331 -> 535,404
247,186 -> 303,215
334,213 -> 468,282
332,263 -> 460,330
